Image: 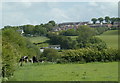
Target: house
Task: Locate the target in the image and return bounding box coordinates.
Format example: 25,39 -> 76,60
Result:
40,45 -> 61,52
49,45 -> 61,50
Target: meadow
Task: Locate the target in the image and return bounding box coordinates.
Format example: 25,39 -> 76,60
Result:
27,36 -> 49,47
9,62 -> 118,81
27,36 -> 49,43
96,30 -> 118,49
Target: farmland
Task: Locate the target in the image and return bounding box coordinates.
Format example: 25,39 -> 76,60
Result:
96,30 -> 118,49
27,36 -> 49,47
9,62 -> 118,81
27,36 -> 49,43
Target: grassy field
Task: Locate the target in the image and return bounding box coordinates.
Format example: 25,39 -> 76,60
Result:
9,62 -> 118,81
96,30 -> 118,49
27,36 -> 49,43
27,36 -> 49,47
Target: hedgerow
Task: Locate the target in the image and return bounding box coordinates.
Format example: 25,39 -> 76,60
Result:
61,48 -> 118,63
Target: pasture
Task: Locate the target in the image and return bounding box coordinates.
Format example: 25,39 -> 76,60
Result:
27,36 -> 49,47
9,62 -> 118,81
96,30 -> 118,49
27,36 -> 49,43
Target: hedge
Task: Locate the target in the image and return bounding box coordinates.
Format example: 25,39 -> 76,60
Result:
61,48 -> 119,63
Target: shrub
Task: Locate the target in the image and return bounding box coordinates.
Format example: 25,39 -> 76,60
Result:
61,48 -> 118,63
2,28 -> 40,78
41,48 -> 59,62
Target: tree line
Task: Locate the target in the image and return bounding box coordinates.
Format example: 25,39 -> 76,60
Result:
91,16 -> 120,24
4,20 -> 57,37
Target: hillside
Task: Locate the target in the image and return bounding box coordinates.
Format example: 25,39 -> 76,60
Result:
96,30 -> 118,49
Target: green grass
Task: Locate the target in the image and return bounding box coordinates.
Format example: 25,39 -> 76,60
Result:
27,36 -> 49,43
9,62 -> 118,81
96,30 -> 118,49
27,36 -> 49,47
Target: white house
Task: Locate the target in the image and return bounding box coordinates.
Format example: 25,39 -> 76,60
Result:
49,45 -> 61,50
40,45 -> 61,52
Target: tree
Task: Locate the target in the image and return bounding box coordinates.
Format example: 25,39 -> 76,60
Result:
43,23 -> 53,31
48,20 -> 56,26
91,18 -> 97,24
116,17 -> 120,22
60,29 -> 78,36
22,25 -> 34,35
98,17 -> 104,24
33,25 -> 47,36
110,17 -> 116,25
42,48 -> 59,62
105,16 -> 110,23
76,26 -> 96,43
76,26 -> 96,48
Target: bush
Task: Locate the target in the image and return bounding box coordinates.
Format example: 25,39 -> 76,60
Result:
60,29 -> 78,36
61,48 -> 118,63
95,27 -> 109,35
41,48 -> 59,62
2,28 -> 40,78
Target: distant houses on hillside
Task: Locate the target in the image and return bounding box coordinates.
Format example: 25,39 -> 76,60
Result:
54,22 -> 89,31
53,21 -> 119,32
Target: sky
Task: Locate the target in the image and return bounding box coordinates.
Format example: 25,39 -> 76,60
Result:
0,0 -> 119,28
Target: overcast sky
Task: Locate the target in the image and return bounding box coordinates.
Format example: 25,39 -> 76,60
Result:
1,1 -> 118,28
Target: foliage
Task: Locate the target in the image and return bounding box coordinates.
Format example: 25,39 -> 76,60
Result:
2,28 -> 40,78
47,33 -> 77,49
98,17 -> 104,23
91,16 -> 120,24
61,48 -> 119,63
23,25 -> 34,35
33,25 -> 47,36
91,18 -> 97,24
95,27 -> 109,35
105,16 -> 110,23
60,29 -> 78,36
76,26 -> 97,48
48,20 -> 56,26
41,48 -> 59,62
87,37 -> 107,50
48,26 -> 107,50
